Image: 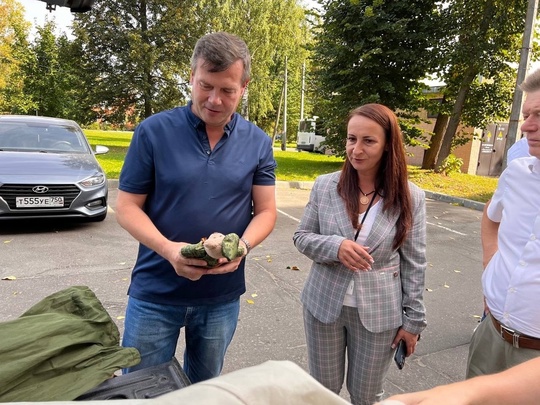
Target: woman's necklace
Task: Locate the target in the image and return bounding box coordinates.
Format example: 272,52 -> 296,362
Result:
359,186 -> 376,205
354,188 -> 378,241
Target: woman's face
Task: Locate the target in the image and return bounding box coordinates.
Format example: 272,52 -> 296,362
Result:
346,115 -> 387,176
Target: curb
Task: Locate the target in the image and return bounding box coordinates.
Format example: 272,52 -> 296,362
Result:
275,180 -> 314,190
274,181 -> 486,211
423,190 -> 485,212
108,179 -> 485,212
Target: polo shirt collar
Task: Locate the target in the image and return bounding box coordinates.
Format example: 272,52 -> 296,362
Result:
185,101 -> 238,136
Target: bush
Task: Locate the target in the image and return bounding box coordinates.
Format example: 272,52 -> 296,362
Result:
439,154 -> 463,176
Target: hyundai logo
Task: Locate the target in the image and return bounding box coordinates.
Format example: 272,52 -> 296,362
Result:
32,186 -> 49,194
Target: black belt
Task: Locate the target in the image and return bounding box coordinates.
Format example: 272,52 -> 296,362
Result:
491,315 -> 540,350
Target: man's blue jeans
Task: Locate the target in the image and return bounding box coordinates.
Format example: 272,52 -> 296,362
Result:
122,296 -> 240,384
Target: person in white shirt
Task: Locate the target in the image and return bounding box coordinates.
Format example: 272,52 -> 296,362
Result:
466,68 -> 540,378
506,135 -> 530,163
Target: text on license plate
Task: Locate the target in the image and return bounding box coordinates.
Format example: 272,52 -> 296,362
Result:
16,196 -> 64,208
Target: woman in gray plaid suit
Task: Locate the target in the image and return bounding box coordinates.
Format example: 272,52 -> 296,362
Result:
293,104 -> 427,405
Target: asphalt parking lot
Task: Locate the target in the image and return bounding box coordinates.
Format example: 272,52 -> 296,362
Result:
0,182 -> 485,401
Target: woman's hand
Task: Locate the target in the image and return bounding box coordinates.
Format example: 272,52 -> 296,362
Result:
338,239 -> 374,271
392,328 -> 420,356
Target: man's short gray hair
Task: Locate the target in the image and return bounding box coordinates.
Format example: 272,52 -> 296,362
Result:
190,32 -> 251,84
520,68 -> 540,93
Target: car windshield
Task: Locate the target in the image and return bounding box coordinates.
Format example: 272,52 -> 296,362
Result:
0,123 -> 90,153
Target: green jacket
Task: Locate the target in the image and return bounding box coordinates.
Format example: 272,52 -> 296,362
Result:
0,286 -> 140,402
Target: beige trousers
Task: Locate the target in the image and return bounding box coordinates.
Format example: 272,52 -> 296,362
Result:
467,314 -> 540,378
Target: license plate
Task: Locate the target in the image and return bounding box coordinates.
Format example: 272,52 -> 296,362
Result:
16,196 -> 64,208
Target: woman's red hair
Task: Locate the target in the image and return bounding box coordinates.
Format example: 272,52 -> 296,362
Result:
337,103 -> 412,249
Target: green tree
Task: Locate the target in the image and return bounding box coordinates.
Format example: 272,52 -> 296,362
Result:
70,0 -> 209,125
311,0 -> 442,155
2,0 -> 312,133
422,0 -> 526,171
207,0 -> 312,137
56,33 -> 97,123
0,0 -> 32,113
68,0 -> 311,133
21,21 -> 72,117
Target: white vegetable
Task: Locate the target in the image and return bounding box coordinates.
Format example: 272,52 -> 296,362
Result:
203,232 -> 226,259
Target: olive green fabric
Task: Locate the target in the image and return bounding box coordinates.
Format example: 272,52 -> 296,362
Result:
0,286 -> 140,402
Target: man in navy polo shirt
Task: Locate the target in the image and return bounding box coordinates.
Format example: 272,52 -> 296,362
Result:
116,31 -> 277,383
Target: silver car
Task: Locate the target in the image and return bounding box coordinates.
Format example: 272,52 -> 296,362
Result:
0,115 -> 109,221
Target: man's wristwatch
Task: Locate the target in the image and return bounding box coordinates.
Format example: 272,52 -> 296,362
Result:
240,237 -> 251,255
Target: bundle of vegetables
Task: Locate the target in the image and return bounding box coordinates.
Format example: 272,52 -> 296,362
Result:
181,232 -> 245,268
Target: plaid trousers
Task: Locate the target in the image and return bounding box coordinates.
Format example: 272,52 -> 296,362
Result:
303,305 -> 398,405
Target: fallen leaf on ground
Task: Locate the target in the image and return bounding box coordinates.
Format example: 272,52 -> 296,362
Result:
2,276 -> 16,281
251,293 -> 258,298
246,299 -> 255,304
4,240 -> 12,244
116,316 -> 125,320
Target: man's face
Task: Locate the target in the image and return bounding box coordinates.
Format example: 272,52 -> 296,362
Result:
521,90 -> 540,159
190,59 -> 248,130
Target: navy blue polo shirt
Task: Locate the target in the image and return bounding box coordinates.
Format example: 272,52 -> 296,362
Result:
119,103 -> 276,306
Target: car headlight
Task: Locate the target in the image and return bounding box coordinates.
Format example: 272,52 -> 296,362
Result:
79,173 -> 106,188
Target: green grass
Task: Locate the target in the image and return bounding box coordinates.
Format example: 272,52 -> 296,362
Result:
273,150 -> 344,181
408,166 -> 497,203
85,129 -> 498,203
85,129 -> 132,179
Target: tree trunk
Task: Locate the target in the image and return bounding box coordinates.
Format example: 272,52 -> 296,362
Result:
434,0 -> 495,171
434,68 -> 477,170
422,111 -> 449,170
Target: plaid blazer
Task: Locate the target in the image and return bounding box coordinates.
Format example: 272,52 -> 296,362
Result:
293,171 -> 427,334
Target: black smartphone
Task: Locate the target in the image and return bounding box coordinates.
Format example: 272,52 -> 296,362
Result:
394,340 -> 407,370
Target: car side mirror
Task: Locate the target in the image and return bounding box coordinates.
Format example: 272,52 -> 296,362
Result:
95,145 -> 109,155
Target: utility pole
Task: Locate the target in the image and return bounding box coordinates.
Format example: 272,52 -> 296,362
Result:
281,56 -> 288,151
503,0 -> 538,168
272,84 -> 285,144
300,61 -> 305,121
